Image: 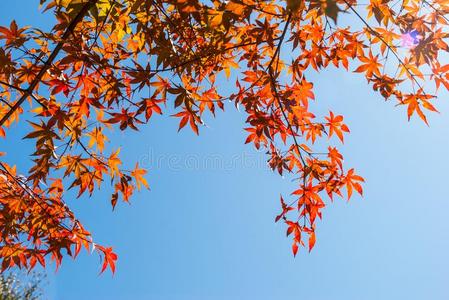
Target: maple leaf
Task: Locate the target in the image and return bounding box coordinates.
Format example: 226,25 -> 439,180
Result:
172,110 -> 200,135
108,149 -> 122,178
48,78 -> 72,97
325,111 -> 349,143
106,109 -> 143,131
138,98 -> 163,121
97,246 -> 118,274
400,91 -> 437,125
354,51 -> 382,78
344,168 -> 365,199
308,231 -> 316,252
131,163 -> 149,191
0,20 -> 28,47
87,127 -> 108,153
275,195 -> 295,222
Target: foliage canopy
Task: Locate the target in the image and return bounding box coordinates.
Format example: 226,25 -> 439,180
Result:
0,0 -> 447,272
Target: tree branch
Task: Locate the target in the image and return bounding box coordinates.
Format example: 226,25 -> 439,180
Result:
0,0 -> 98,127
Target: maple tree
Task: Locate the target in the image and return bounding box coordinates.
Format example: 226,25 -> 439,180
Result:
0,0 -> 447,273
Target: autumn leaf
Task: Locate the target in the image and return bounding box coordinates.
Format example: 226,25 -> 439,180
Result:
108,149 -> 122,178
325,111 -> 349,143
354,51 -> 382,78
0,20 -> 28,47
308,231 -> 316,252
87,127 -> 108,152
131,163 -> 149,191
172,110 -> 200,135
98,246 -> 118,274
344,168 -> 365,199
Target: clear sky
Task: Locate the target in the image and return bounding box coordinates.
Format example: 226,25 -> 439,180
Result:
2,1 -> 449,299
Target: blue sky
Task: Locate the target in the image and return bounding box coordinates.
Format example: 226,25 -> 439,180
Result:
2,1 -> 449,299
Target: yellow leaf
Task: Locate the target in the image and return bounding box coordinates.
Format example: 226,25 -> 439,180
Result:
97,0 -> 112,17
108,148 -> 122,177
131,163 -> 149,190
209,11 -> 223,27
87,127 -> 108,153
